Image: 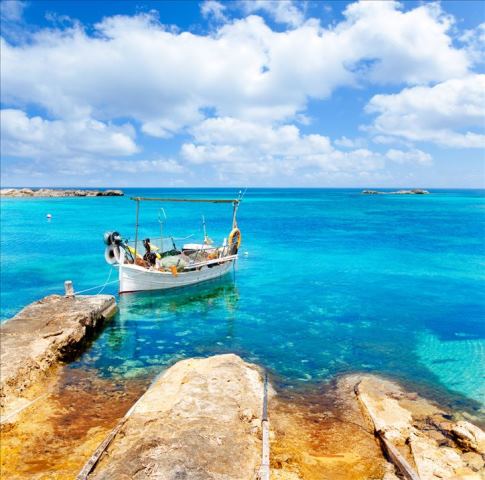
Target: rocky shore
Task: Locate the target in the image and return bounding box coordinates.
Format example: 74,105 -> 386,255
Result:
0,294 -> 117,421
354,375 -> 484,479
270,374 -> 484,479
362,189 -> 430,195
1,350 -> 483,479
0,188 -> 124,197
81,358 -> 485,480
0,293 -> 483,480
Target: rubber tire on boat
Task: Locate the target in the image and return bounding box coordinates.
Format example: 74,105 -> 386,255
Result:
105,244 -> 121,265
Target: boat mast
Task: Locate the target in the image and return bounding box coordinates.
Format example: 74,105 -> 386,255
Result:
231,189 -> 245,229
134,199 -> 140,258
231,201 -> 239,229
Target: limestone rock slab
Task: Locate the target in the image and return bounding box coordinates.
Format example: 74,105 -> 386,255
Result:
88,354 -> 266,480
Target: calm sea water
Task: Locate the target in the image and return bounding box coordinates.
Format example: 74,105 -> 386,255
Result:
1,189 -> 484,412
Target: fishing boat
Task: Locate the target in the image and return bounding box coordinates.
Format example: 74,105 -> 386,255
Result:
103,195 -> 242,293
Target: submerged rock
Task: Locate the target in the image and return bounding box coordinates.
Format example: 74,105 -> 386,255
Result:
87,354 -> 268,480
0,188 -> 124,197
270,376 -> 395,480
0,294 -> 116,420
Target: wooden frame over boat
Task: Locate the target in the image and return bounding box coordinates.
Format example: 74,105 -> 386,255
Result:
104,194 -> 243,294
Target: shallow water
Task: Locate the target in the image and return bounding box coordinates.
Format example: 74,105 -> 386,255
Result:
0,367 -> 149,478
1,189 -> 484,411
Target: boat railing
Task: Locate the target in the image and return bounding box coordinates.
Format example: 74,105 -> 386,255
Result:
125,234 -> 195,247
124,253 -> 237,272
183,254 -> 238,270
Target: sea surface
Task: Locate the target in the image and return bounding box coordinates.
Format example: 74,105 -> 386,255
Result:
1,189 -> 484,413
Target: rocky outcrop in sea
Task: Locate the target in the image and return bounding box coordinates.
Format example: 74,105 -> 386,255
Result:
0,188 -> 124,197
362,189 -> 430,195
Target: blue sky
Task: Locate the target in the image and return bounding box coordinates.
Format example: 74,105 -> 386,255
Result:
1,0 -> 484,187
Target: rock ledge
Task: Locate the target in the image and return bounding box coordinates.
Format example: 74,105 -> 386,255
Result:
0,294 -> 117,419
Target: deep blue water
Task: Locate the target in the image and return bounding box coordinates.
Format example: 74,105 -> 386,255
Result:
1,189 -> 484,411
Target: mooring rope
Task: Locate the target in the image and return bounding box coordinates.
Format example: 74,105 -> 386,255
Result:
0,393 -> 49,425
77,370 -> 164,479
73,268 -> 117,295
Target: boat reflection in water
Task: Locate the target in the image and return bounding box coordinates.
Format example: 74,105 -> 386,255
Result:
118,274 -> 239,316
69,277 -> 240,379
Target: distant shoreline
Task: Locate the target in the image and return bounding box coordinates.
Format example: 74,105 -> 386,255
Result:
0,188 -> 124,198
362,189 -> 430,195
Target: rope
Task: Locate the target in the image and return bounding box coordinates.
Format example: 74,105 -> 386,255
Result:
77,401 -> 139,479
77,370 -> 164,479
0,393 -> 49,425
73,268 -> 117,295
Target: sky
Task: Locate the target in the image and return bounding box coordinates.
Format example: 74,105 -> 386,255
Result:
0,0 -> 484,188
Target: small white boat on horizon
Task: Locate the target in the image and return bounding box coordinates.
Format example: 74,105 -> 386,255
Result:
103,195 -> 243,293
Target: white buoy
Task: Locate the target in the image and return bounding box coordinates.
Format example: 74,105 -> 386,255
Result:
46,213 -> 52,219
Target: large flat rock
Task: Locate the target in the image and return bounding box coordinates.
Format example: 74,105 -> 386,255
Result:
0,294 -> 116,418
87,354 -> 266,480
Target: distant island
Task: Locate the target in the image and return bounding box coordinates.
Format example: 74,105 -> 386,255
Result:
0,188 -> 124,197
362,189 -> 430,195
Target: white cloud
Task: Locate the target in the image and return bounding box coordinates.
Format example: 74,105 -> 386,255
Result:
239,0 -> 305,28
366,74 -> 485,148
338,1 -> 468,85
181,117 -> 387,177
460,22 -> 485,66
0,109 -> 138,158
0,0 -> 27,22
372,135 -> 409,146
200,1 -> 227,22
1,153 -> 184,182
0,1 -> 479,185
385,148 -> 432,165
105,158 -> 185,174
1,1 -> 471,138
179,117 -> 435,182
334,136 -> 367,148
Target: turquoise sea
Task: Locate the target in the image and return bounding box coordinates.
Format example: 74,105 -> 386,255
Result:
1,189 -> 484,413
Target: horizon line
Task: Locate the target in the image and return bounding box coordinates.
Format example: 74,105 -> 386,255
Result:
2,186 -> 485,190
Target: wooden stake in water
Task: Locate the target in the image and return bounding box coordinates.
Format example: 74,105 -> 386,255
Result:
64,281 -> 74,297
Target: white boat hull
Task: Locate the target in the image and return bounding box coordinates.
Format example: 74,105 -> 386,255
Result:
118,260 -> 235,293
